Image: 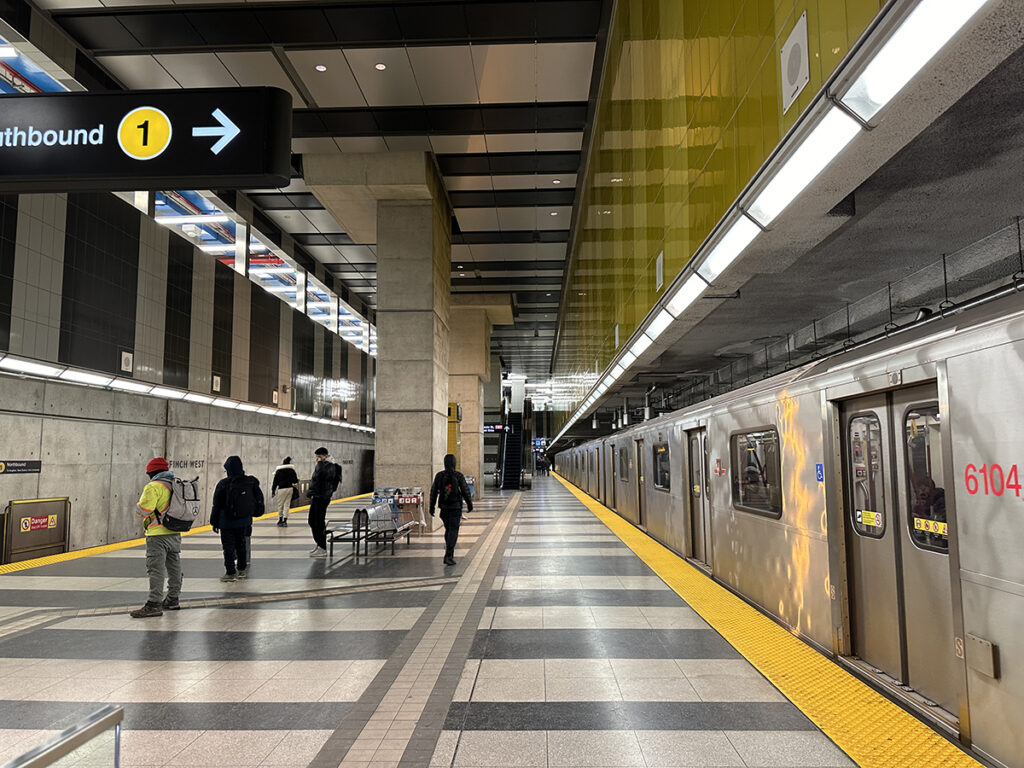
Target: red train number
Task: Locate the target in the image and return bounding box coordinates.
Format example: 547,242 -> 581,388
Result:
964,463 -> 1022,496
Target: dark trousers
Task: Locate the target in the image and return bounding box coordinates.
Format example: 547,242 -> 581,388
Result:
220,527 -> 248,574
440,509 -> 461,559
308,496 -> 329,548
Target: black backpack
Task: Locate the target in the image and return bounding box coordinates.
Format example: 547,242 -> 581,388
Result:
440,472 -> 462,505
227,476 -> 263,520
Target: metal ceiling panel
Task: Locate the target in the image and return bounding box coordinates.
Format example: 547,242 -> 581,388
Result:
384,136 -> 432,151
472,43 -> 535,104
292,137 -> 338,154
217,51 -> 305,107
287,49 -> 366,108
339,246 -> 377,263
536,133 -> 585,151
334,137 -> 389,152
303,209 -> 343,233
344,47 -> 421,107
407,46 -> 479,105
444,176 -> 493,191
452,244 -> 475,263
303,245 -> 346,265
455,208 -> 500,232
97,54 -> 178,89
496,207 -> 539,231
537,42 -> 596,102
484,133 -> 537,153
264,209 -> 319,234
430,135 -> 488,154
153,53 -> 237,88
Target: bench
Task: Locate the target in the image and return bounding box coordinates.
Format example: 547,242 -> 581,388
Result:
325,502 -> 415,557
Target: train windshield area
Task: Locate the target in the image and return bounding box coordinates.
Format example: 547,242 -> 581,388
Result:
905,404 -> 948,553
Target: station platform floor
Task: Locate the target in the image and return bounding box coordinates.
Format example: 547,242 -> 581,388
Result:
0,476 -> 978,768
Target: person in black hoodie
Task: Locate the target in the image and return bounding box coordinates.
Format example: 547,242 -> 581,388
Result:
211,456 -> 265,582
271,457 -> 299,527
305,447 -> 340,558
429,453 -> 473,566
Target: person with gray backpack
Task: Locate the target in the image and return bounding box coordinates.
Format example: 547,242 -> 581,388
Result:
130,457 -> 200,618
210,456 -> 265,582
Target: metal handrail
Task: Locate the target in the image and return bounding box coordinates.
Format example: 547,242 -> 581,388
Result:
2,706 -> 123,768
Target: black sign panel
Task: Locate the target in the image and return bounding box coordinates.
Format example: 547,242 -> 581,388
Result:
0,461 -> 42,474
0,87 -> 292,192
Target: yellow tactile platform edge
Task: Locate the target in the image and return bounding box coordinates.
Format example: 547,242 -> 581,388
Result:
0,492 -> 372,575
552,473 -> 981,768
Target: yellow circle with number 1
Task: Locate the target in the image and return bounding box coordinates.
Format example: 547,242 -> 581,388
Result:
117,107 -> 172,161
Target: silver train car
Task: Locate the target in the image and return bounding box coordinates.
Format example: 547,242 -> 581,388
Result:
556,291 -> 1024,768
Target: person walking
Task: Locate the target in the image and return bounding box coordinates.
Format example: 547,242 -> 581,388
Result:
130,457 -> 182,618
210,456 -> 265,582
429,453 -> 473,566
271,457 -> 299,527
306,447 -> 340,558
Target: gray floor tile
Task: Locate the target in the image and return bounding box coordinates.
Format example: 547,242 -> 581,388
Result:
635,730 -> 745,767
546,730 -> 644,766
453,730 -> 547,767
724,730 -> 855,767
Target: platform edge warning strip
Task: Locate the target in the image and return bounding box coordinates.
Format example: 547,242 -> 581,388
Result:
0,492 -> 372,575
551,473 -> 981,768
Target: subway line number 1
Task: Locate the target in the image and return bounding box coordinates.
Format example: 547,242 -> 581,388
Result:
964,463 -> 1022,496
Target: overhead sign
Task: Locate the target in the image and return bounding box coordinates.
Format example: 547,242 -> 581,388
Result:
0,87 -> 292,192
0,460 -> 41,474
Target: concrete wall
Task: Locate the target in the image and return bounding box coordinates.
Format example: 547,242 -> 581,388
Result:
0,375 -> 373,552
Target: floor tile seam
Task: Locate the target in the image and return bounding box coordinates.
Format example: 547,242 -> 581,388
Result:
306,497 -> 513,768
549,474 -> 980,768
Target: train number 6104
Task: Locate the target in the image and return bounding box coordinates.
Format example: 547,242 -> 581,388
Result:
964,463 -> 1022,496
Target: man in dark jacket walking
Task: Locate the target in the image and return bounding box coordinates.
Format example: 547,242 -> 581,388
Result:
306,447 -> 340,558
271,457 -> 299,527
429,453 -> 473,566
211,456 -> 264,581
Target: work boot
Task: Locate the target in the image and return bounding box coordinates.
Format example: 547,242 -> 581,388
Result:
161,596 -> 180,611
130,602 -> 163,619
443,555 -> 456,566
237,570 -> 248,580
220,573 -> 237,582
281,518 -> 288,526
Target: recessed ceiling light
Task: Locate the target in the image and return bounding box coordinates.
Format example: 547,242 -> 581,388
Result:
375,63 -> 387,71
578,292 -> 586,296
546,293 -> 552,296
315,64 -> 327,72
602,210 -> 611,215
459,273 -> 465,276
549,212 -> 558,216
457,265 -> 464,268
552,179 -> 561,185
611,177 -> 623,183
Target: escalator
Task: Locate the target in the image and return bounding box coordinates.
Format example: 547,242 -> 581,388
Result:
501,412 -> 523,489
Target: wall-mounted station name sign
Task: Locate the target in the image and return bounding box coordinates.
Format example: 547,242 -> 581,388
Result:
0,87 -> 292,193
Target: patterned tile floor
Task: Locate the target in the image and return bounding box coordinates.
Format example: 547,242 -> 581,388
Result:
0,479 -> 855,767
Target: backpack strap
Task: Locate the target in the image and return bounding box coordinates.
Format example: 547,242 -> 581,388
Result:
151,478 -> 174,521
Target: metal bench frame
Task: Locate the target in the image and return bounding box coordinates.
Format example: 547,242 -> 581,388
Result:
326,502 -> 415,557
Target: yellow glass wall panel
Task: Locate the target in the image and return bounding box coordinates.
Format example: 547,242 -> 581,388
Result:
551,0 -> 884,432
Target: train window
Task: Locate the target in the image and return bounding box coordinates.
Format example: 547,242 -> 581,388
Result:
730,428 -> 782,517
848,414 -> 887,539
653,443 -> 670,491
904,404 -> 948,553
619,446 -> 629,480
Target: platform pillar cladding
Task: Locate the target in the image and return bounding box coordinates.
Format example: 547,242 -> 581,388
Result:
448,294 -> 514,497
305,152 -> 452,530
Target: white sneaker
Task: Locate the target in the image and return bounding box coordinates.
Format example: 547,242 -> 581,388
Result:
309,546 -> 319,554
310,547 -> 327,558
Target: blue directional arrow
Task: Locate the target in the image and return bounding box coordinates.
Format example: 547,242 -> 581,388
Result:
192,108 -> 240,155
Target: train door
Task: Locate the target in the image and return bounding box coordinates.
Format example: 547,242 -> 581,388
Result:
687,428 -> 711,567
635,439 -> 646,528
609,445 -> 617,509
594,448 -> 601,499
841,385 -> 960,716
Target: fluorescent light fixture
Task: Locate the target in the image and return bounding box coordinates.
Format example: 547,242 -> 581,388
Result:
611,364 -> 625,380
0,357 -> 64,377
630,334 -> 653,358
665,274 -> 707,318
255,406 -> 278,415
250,266 -> 294,275
109,378 -> 153,393
840,0 -> 990,122
645,309 -> 674,341
59,369 -> 113,386
0,46 -> 18,58
265,285 -> 297,294
155,214 -> 230,226
235,403 -> 260,412
150,387 -> 186,399
212,398 -> 238,409
184,393 -> 214,405
596,383 -> 608,395
747,108 -> 861,226
273,409 -> 292,418
319,418 -> 334,425
697,216 -> 760,283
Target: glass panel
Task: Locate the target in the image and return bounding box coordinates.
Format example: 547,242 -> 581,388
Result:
689,437 -> 701,497
849,414 -> 887,538
730,428 -> 782,517
653,442 -> 671,490
619,446 -> 629,480
905,404 -> 948,553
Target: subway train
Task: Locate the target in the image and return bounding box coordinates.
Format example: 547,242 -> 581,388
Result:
555,289 -> 1024,768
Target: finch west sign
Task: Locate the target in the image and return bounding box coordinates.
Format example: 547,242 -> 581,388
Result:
0,87 -> 292,192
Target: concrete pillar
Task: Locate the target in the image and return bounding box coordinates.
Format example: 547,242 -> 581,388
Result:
305,152 -> 452,513
447,295 -> 514,497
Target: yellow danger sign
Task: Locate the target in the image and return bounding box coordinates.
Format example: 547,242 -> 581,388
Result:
858,509 -> 882,528
914,517 -> 948,536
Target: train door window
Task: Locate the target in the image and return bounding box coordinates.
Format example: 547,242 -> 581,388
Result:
904,404 -> 948,552
730,428 -> 782,517
848,414 -> 887,538
653,443 -> 670,490
619,447 -> 629,480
